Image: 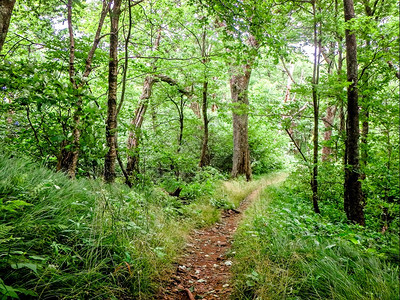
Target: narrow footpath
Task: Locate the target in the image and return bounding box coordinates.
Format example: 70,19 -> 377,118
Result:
158,175 -> 286,300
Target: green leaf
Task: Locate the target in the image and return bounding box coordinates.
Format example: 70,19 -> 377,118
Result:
0,279 -> 19,299
10,262 -> 38,274
349,237 -> 360,245
29,255 -> 47,261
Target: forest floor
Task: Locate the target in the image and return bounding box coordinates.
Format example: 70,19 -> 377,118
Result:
157,174 -> 287,300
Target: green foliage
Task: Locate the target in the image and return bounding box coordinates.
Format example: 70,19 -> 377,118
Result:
0,0 -> 398,298
231,178 -> 399,300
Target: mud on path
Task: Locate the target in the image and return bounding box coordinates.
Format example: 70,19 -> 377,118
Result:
157,175 -> 286,300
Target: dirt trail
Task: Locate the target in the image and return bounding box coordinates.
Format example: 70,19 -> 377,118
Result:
157,175 -> 286,300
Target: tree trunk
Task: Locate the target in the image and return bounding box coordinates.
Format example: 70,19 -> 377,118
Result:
231,64 -> 252,181
311,0 -> 321,214
126,76 -> 156,177
0,0 -> 16,53
199,80 -> 210,167
104,0 -> 122,183
57,140 -> 74,173
126,29 -> 162,180
58,0 -> 109,178
126,74 -> 189,179
343,0 -> 365,225
176,94 -> 185,155
68,100 -> 82,178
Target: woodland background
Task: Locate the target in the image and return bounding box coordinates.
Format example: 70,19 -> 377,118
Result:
0,0 -> 398,299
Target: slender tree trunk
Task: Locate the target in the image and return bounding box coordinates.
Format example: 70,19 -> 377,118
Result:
68,98 -> 82,177
343,0 -> 365,225
199,80 -> 210,167
104,0 -> 122,183
177,96 -> 184,153
311,0 -> 321,214
0,0 -> 16,53
199,28 -> 210,167
231,64 -> 252,181
126,76 -> 156,177
126,29 -> 162,179
58,0 -> 109,178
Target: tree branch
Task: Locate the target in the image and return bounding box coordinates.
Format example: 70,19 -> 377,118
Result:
81,0 -> 110,81
285,128 -> 308,163
155,74 -> 192,95
280,57 -> 297,85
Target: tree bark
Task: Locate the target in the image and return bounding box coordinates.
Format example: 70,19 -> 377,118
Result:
199,29 -> 210,168
177,95 -> 184,153
104,0 -> 122,183
199,80 -> 210,167
125,73 -> 189,178
125,29 -> 162,180
311,0 -> 321,214
231,64 -> 252,181
0,0 -> 16,53
343,0 -> 365,225
126,76 -> 156,177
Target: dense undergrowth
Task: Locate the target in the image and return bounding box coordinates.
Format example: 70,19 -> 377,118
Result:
0,152 -> 259,299
231,174 -> 399,300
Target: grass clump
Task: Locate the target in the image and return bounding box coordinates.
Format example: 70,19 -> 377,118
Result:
231,176 -> 399,300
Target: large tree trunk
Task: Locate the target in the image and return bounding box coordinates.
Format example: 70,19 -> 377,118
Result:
0,0 -> 16,53
343,0 -> 365,225
104,0 -> 122,183
231,64 -> 252,181
199,80 -> 210,167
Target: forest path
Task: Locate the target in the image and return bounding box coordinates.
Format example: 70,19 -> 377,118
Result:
157,174 -> 287,300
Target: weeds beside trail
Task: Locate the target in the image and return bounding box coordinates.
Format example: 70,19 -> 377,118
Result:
158,173 -> 287,299
231,176 -> 399,300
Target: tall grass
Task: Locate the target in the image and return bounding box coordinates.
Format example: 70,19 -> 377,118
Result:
231,179 -> 399,300
0,152 -> 268,298
0,152 -> 208,298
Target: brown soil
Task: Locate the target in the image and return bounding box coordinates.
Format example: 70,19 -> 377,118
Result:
157,177 -> 280,300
